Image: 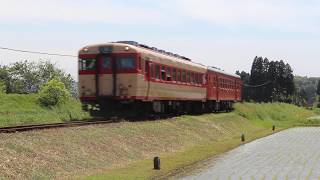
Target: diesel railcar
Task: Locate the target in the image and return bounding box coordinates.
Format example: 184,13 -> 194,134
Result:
78,41 -> 242,113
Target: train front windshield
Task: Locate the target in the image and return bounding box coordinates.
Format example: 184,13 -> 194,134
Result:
79,56 -> 136,71
79,59 -> 96,70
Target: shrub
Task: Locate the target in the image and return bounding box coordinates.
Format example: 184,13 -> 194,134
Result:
38,78 -> 70,107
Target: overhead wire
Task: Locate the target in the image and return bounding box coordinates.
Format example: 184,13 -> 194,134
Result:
0,46 -> 77,57
243,81 -> 273,88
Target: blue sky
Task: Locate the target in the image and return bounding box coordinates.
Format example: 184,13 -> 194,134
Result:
1,0 -> 320,78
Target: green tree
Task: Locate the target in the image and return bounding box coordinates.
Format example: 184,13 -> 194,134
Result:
317,80 -> 320,96
1,60 -> 75,95
38,78 -> 70,107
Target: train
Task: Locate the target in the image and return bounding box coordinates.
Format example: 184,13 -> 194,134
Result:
78,41 -> 242,114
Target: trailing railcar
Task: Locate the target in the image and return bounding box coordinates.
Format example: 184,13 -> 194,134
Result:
78,41 -> 242,114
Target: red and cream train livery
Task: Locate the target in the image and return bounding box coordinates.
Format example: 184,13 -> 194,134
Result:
78,41 -> 242,113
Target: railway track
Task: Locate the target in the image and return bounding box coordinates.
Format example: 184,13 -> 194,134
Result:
0,119 -> 113,133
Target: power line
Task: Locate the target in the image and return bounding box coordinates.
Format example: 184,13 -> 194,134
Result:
243,81 -> 273,88
0,46 -> 77,57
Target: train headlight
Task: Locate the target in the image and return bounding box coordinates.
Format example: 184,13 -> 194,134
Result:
125,46 -> 130,51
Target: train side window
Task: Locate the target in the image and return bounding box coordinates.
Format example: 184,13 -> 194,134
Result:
172,68 -> 177,81
199,74 -> 203,85
190,72 -> 194,84
177,69 -> 181,82
182,70 -> 186,82
195,73 -> 198,84
186,71 -> 190,83
161,66 -> 166,81
150,63 -> 155,78
155,64 -> 160,79
166,67 -> 172,81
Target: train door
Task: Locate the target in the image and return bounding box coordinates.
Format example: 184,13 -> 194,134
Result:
97,55 -> 114,97
144,60 -> 151,100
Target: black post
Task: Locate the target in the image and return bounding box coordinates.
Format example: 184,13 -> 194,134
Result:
154,157 -> 160,170
241,133 -> 245,142
272,125 -> 275,131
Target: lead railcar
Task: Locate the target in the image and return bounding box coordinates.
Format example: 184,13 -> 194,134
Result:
78,41 -> 242,114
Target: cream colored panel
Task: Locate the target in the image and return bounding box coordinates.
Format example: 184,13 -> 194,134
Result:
98,74 -> 113,96
79,75 -> 96,96
149,82 -> 206,100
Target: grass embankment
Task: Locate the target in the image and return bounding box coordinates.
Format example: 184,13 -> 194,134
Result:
0,102 -> 315,179
0,94 -> 90,127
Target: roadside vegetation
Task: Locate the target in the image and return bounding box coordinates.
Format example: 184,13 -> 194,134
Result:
0,93 -> 89,127
0,102 -> 316,179
0,61 -> 89,127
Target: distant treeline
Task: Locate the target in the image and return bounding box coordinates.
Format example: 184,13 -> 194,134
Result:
0,61 -> 77,96
237,56 -> 306,106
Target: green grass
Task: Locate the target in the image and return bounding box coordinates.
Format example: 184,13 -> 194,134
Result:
0,93 -> 90,127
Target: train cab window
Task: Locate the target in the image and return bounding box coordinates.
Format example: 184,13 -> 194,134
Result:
182,70 -> 186,82
199,74 -> 203,85
79,59 -> 96,70
161,66 -> 166,80
155,65 -> 160,79
116,57 -> 136,69
172,68 -> 177,81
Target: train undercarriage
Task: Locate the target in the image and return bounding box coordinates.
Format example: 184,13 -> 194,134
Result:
84,98 -> 235,119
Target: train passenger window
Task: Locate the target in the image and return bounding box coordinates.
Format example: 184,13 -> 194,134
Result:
195,73 -> 198,84
116,57 -> 136,69
172,68 -> 177,81
161,66 -> 166,80
155,65 -> 160,79
182,70 -> 186,82
186,71 -> 190,83
166,67 -> 171,80
177,69 -> 181,82
199,74 -> 203,84
150,64 -> 155,78
190,72 -> 194,84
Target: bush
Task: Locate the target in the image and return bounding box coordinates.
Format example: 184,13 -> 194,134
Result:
38,78 -> 70,107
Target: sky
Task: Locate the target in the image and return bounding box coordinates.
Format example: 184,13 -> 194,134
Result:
1,0 -> 320,79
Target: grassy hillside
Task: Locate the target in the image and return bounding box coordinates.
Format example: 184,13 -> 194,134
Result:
0,102 -> 315,179
0,94 -> 90,127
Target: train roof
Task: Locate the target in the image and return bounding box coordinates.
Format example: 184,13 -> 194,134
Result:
208,67 -> 241,79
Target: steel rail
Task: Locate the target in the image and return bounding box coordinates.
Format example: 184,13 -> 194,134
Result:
0,120 -> 113,133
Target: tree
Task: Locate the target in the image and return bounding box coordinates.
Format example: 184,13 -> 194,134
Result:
38,78 -> 70,107
243,56 -> 297,104
0,60 -> 76,96
317,80 -> 320,96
